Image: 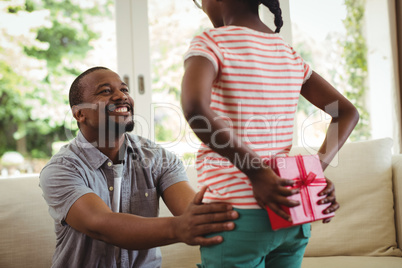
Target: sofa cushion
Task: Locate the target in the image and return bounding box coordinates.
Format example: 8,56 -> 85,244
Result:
291,138 -> 402,257
0,177 -> 55,268
302,256 -> 402,268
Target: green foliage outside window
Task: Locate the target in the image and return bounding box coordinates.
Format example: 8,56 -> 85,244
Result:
0,0 -> 112,158
340,0 -> 370,141
295,0 -> 370,142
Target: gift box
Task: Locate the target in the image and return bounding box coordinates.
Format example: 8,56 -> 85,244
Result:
266,154 -> 335,230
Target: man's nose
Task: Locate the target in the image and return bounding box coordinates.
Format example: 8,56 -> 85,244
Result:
112,90 -> 128,101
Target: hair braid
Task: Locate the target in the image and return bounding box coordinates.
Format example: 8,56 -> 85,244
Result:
261,0 -> 283,33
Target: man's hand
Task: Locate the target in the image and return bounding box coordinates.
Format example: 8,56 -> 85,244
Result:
173,186 -> 238,246
249,166 -> 301,222
318,177 -> 340,223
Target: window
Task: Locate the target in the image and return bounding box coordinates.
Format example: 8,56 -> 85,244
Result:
0,0 -> 117,177
289,0 -> 348,148
1,0 -> 400,178
288,0 -> 399,153
147,0 -> 211,164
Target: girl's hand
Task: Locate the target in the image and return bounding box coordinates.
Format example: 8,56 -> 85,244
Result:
249,166 -> 301,221
318,177 -> 340,223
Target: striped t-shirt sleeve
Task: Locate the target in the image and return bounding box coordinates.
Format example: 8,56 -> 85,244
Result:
290,46 -> 313,83
184,31 -> 223,75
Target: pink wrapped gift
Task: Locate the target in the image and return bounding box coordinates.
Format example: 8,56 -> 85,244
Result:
266,154 -> 335,230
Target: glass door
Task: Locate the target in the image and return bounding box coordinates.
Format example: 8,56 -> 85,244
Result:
147,0 -> 212,164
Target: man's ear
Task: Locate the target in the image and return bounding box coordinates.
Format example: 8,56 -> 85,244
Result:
72,105 -> 85,124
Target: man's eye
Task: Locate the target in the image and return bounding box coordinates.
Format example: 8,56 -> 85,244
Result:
121,88 -> 129,93
101,89 -> 111,93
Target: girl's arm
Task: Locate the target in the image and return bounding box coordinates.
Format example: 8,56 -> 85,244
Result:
181,56 -> 301,221
300,71 -> 360,170
300,71 -> 359,222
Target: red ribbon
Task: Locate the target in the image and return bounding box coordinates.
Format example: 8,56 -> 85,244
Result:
294,155 -> 317,219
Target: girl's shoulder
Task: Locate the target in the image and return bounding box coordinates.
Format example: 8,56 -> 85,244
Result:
203,26 -> 287,44
203,26 -> 285,42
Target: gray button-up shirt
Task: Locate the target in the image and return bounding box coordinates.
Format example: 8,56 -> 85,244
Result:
39,132 -> 188,268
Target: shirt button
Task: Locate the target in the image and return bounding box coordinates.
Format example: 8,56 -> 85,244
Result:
145,192 -> 148,197
109,186 -> 114,191
107,162 -> 112,167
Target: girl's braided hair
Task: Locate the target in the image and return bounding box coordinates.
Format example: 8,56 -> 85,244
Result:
261,0 -> 283,33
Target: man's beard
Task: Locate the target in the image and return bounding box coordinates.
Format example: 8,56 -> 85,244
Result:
105,103 -> 135,134
107,115 -> 135,137
95,104 -> 135,149
124,119 -> 135,132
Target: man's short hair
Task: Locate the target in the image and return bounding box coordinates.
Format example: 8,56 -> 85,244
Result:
69,66 -> 109,107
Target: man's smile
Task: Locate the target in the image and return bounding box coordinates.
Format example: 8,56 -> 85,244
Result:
114,106 -> 128,113
106,103 -> 133,116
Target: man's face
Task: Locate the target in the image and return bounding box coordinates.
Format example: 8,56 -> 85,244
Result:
78,69 -> 135,137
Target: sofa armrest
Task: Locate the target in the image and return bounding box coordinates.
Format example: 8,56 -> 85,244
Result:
392,155 -> 402,249
0,177 -> 55,268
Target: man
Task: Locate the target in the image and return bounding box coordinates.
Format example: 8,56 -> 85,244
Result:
39,66 -> 238,268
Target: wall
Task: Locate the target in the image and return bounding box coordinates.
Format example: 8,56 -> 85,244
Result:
365,0 -> 400,152
396,0 -> 402,152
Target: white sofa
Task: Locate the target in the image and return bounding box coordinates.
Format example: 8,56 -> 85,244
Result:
1,138 -> 401,267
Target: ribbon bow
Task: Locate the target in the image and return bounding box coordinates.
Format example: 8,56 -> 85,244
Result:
294,155 -> 317,218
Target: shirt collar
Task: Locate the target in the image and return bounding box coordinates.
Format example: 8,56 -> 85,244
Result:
73,131 -> 134,169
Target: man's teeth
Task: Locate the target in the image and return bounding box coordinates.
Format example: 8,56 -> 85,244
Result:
114,107 -> 128,113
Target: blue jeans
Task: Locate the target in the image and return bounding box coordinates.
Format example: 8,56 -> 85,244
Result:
198,209 -> 311,268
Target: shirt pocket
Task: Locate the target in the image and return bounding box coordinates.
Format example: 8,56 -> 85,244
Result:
130,187 -> 159,217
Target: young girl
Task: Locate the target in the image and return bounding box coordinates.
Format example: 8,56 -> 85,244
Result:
181,0 -> 359,267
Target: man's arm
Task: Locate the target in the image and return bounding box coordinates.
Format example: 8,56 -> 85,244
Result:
161,181 -> 195,216
65,186 -> 238,250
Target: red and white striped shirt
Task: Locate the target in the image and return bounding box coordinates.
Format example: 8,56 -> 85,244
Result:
184,26 -> 312,208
